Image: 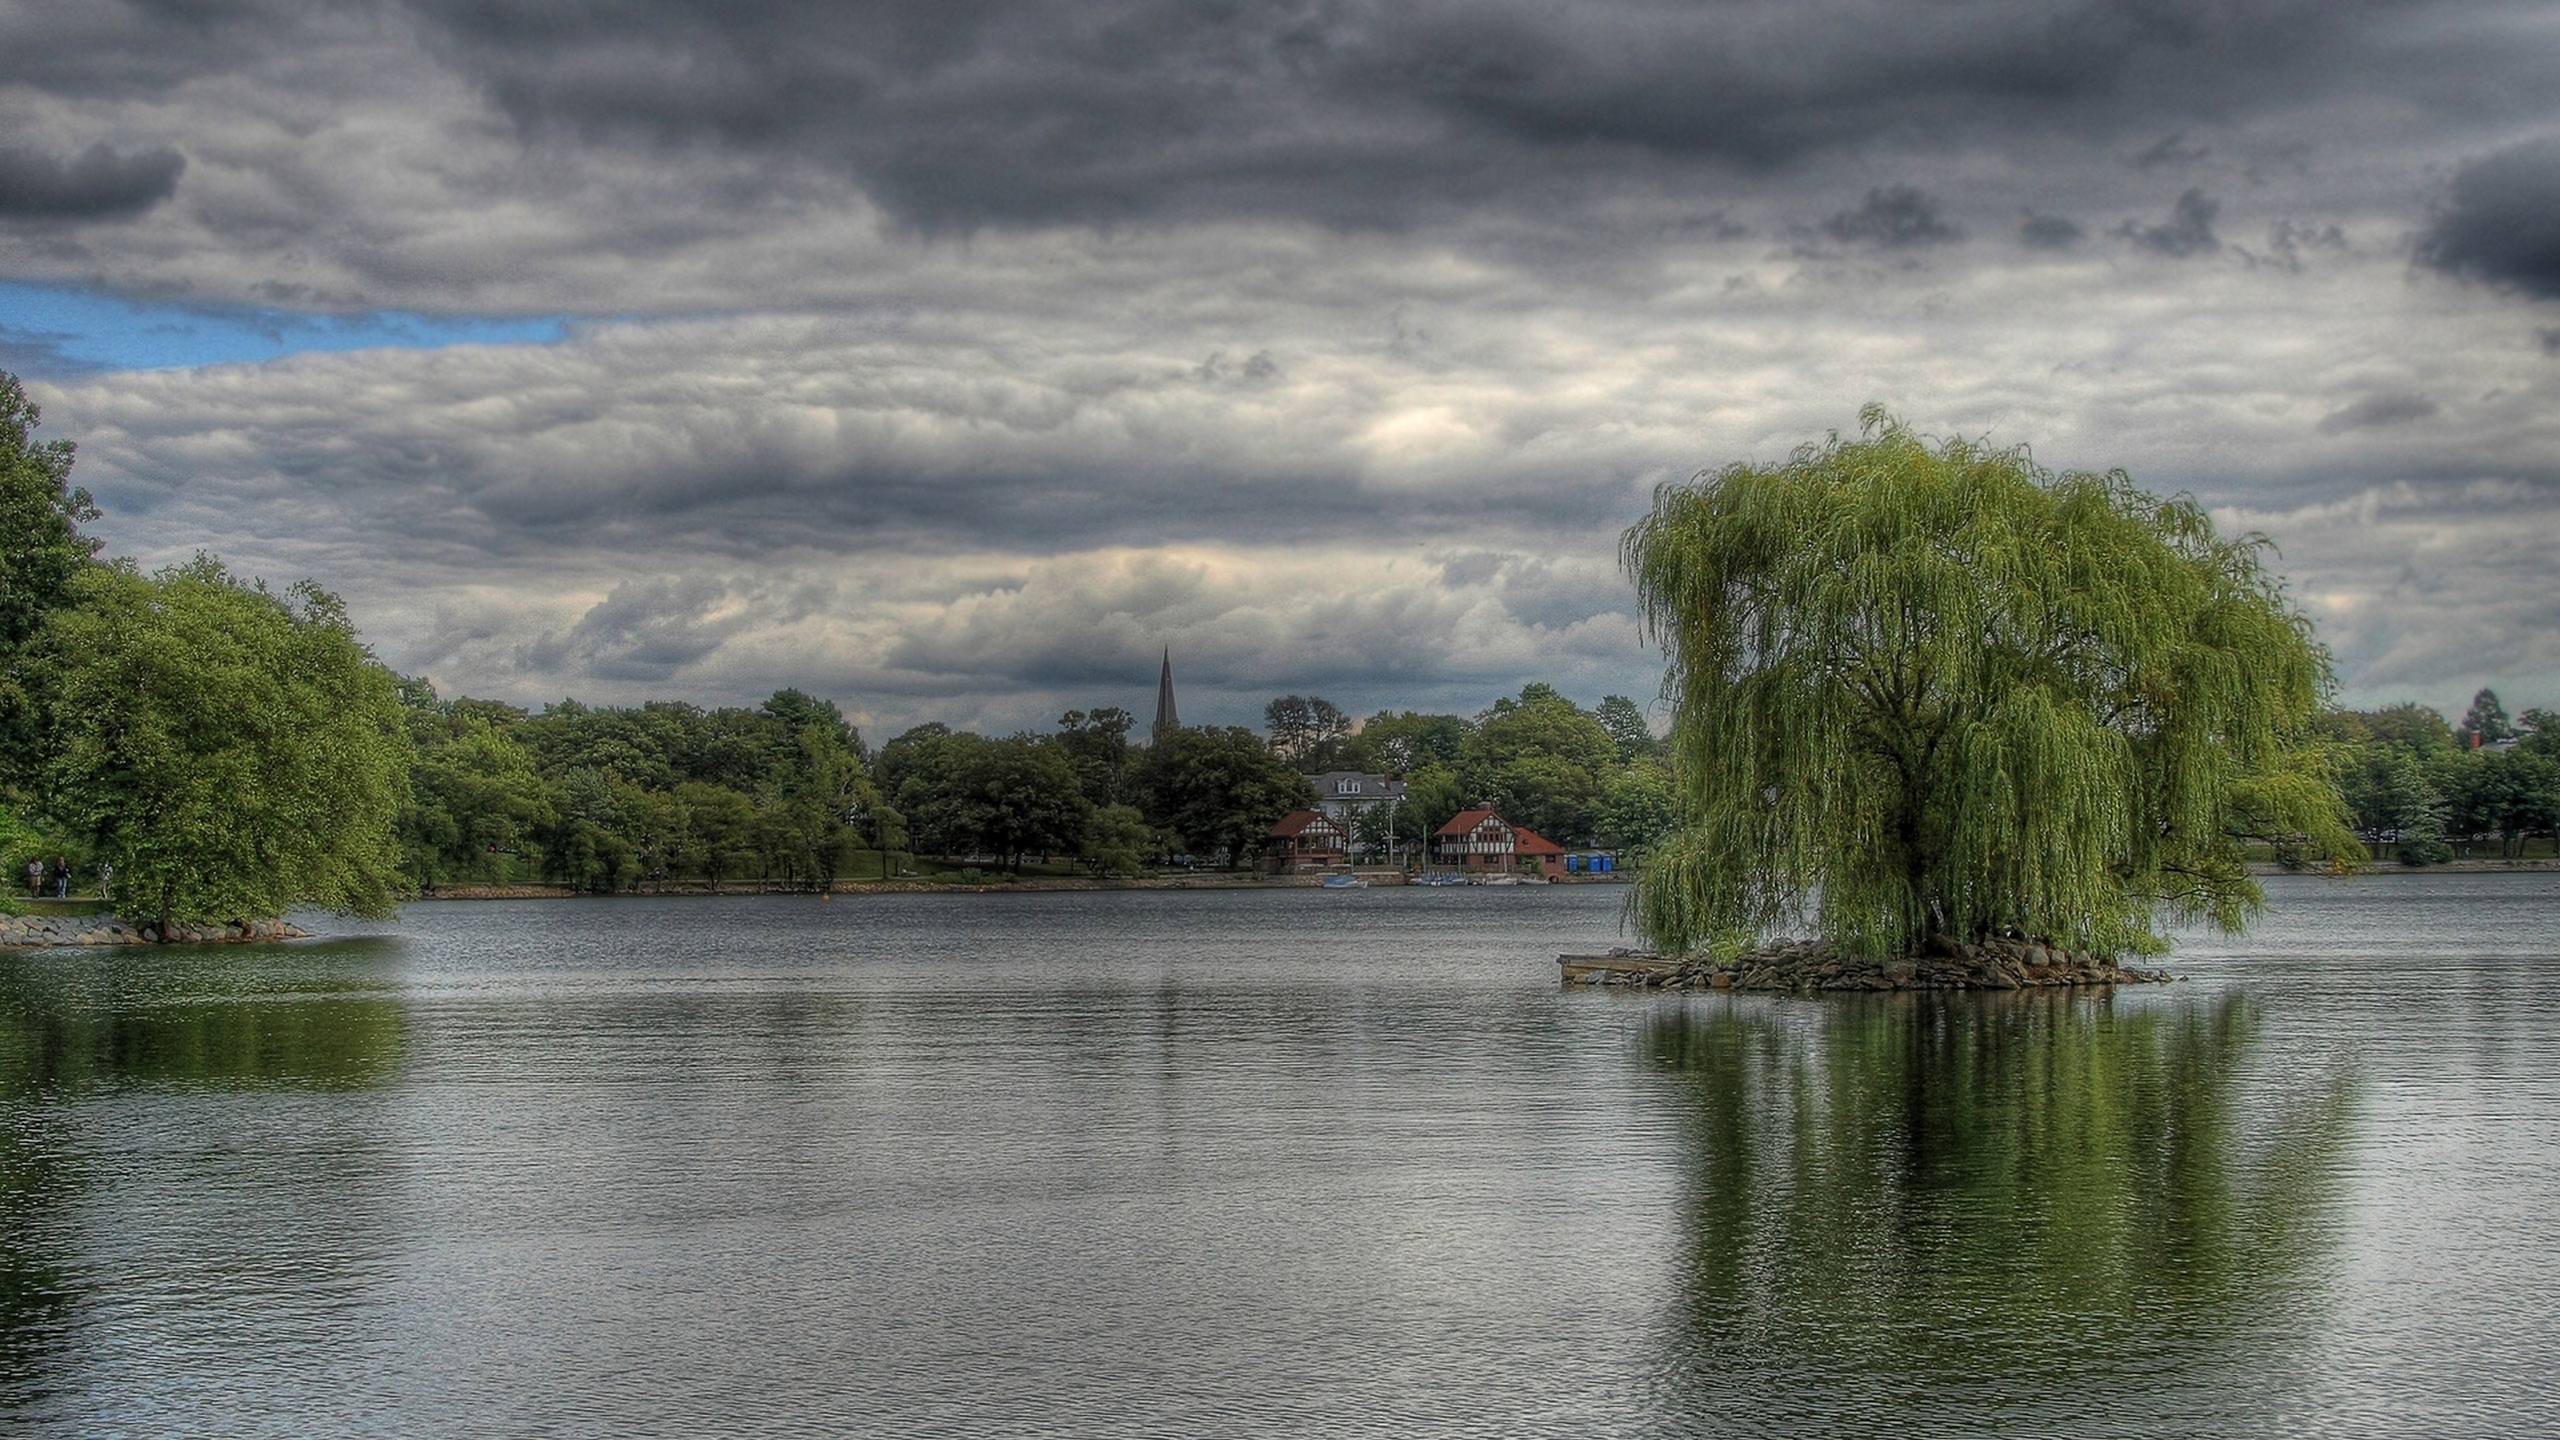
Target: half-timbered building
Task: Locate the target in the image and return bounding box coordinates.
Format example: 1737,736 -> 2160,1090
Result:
1429,808 -> 1567,879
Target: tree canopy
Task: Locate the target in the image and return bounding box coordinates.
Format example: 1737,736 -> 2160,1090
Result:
36,559 -> 413,930
1622,408 -> 2357,960
2456,688 -> 2514,747
1132,725 -> 1312,865
0,376 -> 101,767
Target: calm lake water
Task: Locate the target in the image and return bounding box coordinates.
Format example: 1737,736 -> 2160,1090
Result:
3,874 -> 2557,1436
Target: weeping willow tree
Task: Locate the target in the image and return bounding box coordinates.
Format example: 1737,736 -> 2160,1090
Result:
1624,407 -> 2357,961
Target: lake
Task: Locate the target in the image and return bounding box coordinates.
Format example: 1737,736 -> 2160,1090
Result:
3,874 -> 2556,1436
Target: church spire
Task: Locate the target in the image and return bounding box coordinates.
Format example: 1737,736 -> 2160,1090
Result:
1152,647 -> 1180,742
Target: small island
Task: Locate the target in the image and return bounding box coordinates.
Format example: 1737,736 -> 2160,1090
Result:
1601,408 -> 2365,991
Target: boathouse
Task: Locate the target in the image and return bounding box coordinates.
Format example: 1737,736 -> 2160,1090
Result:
1430,808 -> 1567,879
1264,809 -> 1351,874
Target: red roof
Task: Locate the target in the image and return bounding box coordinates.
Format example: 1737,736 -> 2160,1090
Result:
1269,808 -> 1345,840
1432,808 -> 1564,855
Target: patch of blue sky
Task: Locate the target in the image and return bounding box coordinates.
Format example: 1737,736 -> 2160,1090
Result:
0,282 -> 568,376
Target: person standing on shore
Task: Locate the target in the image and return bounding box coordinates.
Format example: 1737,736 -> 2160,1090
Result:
97,860 -> 112,902
22,857 -> 38,898
51,857 -> 68,898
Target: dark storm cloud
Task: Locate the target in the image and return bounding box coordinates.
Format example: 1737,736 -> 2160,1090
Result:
1820,186 -> 1961,249
2129,132 -> 2209,170
13,0 -> 2560,725
0,142 -> 184,219
2416,137 -> 2560,300
2119,189 -> 2220,257
2019,213 -> 2084,250
0,0 -> 2547,313
2317,392 -> 2438,435
520,575 -> 748,682
201,0 -> 2496,236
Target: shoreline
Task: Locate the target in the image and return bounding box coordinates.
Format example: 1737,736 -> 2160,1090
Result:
0,915 -> 308,949
2247,857 -> 2560,875
413,872 -> 1634,900
415,859 -> 2560,899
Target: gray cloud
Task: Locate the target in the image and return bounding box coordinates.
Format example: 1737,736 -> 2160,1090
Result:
1821,186 -> 1961,249
2130,133 -> 2210,170
2019,213 -> 2084,250
0,141 -> 183,218
520,575 -> 764,683
2119,189 -> 2220,257
0,0 -> 2543,288
2417,137 -> 2560,299
2317,392 -> 2438,435
7,0 -> 2559,729
2246,217 -> 2347,273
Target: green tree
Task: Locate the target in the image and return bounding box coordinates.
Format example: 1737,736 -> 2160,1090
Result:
1055,707 -> 1136,807
2520,708 -> 2558,761
1359,710 -> 1473,772
780,717 -> 869,887
2455,688 -> 2513,748
892,733 -> 1089,871
1476,752 -> 1599,845
543,766 -> 641,892
672,781 -> 760,890
1622,409 -> 2358,960
2460,749 -> 2560,857
2340,745 -> 2452,865
861,794 -> 907,879
0,375 -> 99,659
1597,762 -> 1679,860
1134,725 -> 1314,866
34,559 -> 413,934
1079,803 -> 1154,877
399,708 -> 555,887
1594,694 -> 1657,763
1392,763 -> 1466,852
1263,694 -> 1353,765
0,373 -> 102,771
1460,683 -> 1614,843
2364,702 -> 2459,755
875,722 -> 954,803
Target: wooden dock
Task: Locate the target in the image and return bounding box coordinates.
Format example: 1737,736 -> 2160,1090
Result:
1558,952 -> 1681,984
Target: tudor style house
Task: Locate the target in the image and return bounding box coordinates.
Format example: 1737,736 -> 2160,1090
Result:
1264,808 -> 1352,873
1430,807 -> 1567,879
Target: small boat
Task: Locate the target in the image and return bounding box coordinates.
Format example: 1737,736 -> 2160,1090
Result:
1414,872 -> 1468,886
1320,873 -> 1367,889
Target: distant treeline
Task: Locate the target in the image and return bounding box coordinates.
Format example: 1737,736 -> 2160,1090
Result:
393,681 -> 1681,891
2319,690 -> 2560,862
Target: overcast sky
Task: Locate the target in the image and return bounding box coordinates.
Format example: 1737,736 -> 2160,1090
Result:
3,0 -> 2554,738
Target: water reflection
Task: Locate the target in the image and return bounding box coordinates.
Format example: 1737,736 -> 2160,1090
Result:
0,944 -> 407,1420
1645,992 -> 2359,1436
0,941 -> 407,1095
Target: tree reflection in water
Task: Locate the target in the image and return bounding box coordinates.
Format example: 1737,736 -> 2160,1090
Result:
0,944 -> 407,1416
1644,990 -> 2359,1437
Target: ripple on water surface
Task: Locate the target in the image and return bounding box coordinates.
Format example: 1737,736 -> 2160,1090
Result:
1,876 -> 2556,1436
